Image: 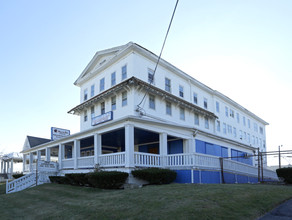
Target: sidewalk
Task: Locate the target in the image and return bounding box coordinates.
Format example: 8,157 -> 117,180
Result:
258,198 -> 292,220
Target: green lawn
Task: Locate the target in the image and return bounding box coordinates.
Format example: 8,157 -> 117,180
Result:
0,183 -> 292,220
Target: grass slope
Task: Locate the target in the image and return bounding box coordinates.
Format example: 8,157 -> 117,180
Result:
0,183 -> 292,220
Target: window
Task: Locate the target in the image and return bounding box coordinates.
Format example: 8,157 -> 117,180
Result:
111,72 -> 116,86
166,101 -> 172,115
223,123 -> 227,134
193,93 -> 198,104
204,117 -> 209,129
244,132 -> 247,141
243,116 -> 246,126
148,68 -> 154,83
90,85 -> 95,97
165,78 -> 171,92
230,109 -> 234,118
179,85 -> 184,98
84,89 -> 88,101
233,127 -> 237,137
91,106 -> 95,117
100,78 -> 105,92
101,102 -> 105,114
194,113 -> 199,125
149,95 -> 155,109
180,107 -> 185,120
254,123 -> 258,132
236,113 -> 240,123
248,119 -> 250,128
227,125 -> 232,134
247,133 -> 250,143
111,96 -> 116,110
239,130 -> 243,140
216,120 -> 220,132
216,101 -> 220,113
259,127 -> 264,135
252,135 -> 255,145
225,106 -> 229,117
204,98 -> 208,109
84,110 -> 88,122
122,65 -> 127,80
122,91 -> 127,106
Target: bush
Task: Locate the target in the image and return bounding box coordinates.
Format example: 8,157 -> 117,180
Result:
86,171 -> 129,189
12,173 -> 24,179
65,173 -> 89,186
49,176 -> 70,184
276,167 -> 292,184
132,168 -> 177,185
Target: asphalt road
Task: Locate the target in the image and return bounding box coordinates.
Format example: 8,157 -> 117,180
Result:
258,199 -> 292,220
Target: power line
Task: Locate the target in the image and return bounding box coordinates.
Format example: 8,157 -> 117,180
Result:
137,0 -> 179,109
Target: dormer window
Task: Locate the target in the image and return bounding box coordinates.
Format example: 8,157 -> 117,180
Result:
148,68 -> 154,83
179,85 -> 184,98
122,65 -> 127,80
100,78 -> 105,92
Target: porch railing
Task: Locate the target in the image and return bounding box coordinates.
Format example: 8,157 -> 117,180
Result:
134,152 -> 161,167
6,173 -> 36,194
78,156 -> 94,168
62,159 -> 74,169
99,152 -> 125,167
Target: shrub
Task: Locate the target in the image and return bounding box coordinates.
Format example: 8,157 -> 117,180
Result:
65,173 -> 89,186
132,168 -> 177,185
86,171 -> 129,189
12,173 -> 24,179
49,176 -> 70,184
276,167 -> 292,184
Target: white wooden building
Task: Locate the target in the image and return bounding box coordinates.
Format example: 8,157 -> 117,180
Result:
19,42 -> 276,185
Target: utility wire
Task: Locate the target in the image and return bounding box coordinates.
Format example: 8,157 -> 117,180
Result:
137,0 -> 179,108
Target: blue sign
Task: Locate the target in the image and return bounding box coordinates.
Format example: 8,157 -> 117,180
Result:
91,111 -> 113,126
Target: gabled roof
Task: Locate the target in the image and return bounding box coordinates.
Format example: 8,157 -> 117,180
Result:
27,136 -> 51,148
74,42 -> 133,86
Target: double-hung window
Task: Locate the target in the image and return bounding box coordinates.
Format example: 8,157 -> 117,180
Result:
204,98 -> 208,109
165,78 -> 171,92
180,107 -> 185,120
216,101 -> 220,113
148,68 -> 154,83
101,102 -> 105,114
91,106 -> 95,118
111,72 -> 116,86
149,95 -> 155,109
194,113 -> 199,125
204,117 -> 209,129
84,89 -> 88,101
84,110 -> 88,122
100,78 -> 105,92
166,101 -> 172,115
122,91 -> 127,106
193,93 -> 198,104
90,85 -> 95,97
111,96 -> 116,110
179,85 -> 184,98
122,65 -> 127,80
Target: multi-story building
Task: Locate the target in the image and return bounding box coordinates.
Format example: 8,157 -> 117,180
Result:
20,42 -> 276,185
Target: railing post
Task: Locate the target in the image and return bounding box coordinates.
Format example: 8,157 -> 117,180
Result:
29,153 -> 33,173
58,144 -> 63,170
74,140 -> 80,169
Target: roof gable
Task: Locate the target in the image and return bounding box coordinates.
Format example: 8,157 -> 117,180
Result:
74,42 -> 133,86
23,136 -> 51,151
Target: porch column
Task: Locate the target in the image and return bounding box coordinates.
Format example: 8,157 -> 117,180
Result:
187,138 -> 196,154
10,159 -> 13,177
94,133 -> 102,165
125,124 -> 134,168
29,153 -> 33,172
159,132 -> 168,167
3,161 -> 6,173
74,140 -> 80,169
22,154 -> 26,173
1,160 -> 3,173
37,150 -> 42,161
58,144 -> 63,169
45,148 -> 51,161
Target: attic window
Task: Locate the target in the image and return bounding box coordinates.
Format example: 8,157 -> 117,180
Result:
99,59 -> 106,65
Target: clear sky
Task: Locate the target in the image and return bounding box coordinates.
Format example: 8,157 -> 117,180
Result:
0,0 -> 291,166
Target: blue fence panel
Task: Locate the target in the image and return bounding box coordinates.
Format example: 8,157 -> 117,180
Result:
175,170 -> 192,183
223,172 -> 236,184
237,175 -> 249,183
201,171 -> 220,184
196,140 -> 206,154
